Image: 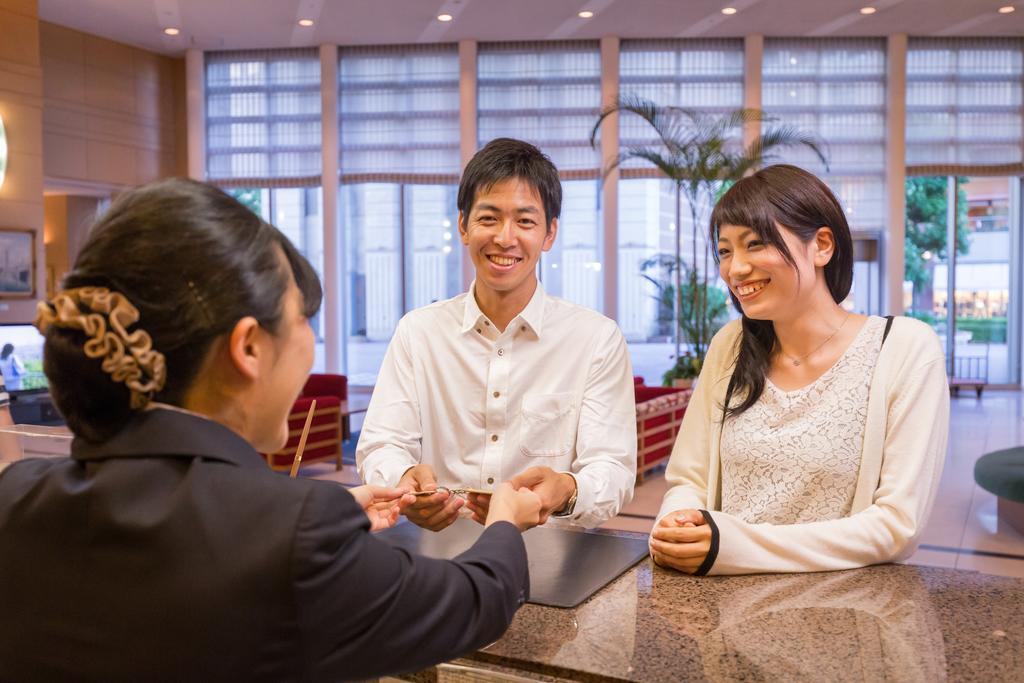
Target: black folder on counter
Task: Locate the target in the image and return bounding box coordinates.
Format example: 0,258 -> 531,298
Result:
378,518 -> 649,608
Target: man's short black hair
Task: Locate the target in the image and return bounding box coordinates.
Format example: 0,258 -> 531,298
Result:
457,138 -> 562,230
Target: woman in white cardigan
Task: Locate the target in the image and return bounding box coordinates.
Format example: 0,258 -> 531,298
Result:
651,164 -> 949,576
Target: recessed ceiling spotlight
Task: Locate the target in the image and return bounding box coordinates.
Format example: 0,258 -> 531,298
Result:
721,7 -> 738,15
437,13 -> 453,22
998,5 -> 1015,13
859,6 -> 877,14
298,18 -> 314,27
578,10 -> 594,18
163,27 -> 180,36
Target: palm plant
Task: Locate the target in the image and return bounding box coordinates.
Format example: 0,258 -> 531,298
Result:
590,95 -> 828,359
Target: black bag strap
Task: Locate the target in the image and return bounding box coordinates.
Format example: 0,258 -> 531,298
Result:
882,315 -> 895,346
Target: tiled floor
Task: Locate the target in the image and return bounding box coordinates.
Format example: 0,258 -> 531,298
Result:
307,389 -> 1024,578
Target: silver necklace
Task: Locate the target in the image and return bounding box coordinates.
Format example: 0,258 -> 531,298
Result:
778,313 -> 851,367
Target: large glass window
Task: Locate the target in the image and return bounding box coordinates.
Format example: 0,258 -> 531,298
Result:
762,39 -> 886,317
229,187 -> 326,372
905,176 -> 1018,386
617,40 -> 744,385
904,39 -> 1024,387
339,46 -> 462,385
204,50 -> 325,370
478,41 -> 603,311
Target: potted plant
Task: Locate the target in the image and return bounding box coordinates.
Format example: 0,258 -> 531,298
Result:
662,352 -> 702,389
590,97 -> 827,371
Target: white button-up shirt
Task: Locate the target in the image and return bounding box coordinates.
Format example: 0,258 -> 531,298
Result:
356,282 -> 637,528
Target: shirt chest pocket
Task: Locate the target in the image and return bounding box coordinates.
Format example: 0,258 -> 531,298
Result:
519,393 -> 575,457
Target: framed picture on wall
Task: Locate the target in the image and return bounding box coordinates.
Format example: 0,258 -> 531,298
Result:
0,228 -> 36,298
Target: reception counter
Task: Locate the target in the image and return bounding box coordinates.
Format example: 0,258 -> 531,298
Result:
409,529 -> 1023,682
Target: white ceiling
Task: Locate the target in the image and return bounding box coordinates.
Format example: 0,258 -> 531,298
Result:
38,0 -> 1024,56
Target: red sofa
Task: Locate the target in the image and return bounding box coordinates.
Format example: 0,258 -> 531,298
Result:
634,379 -> 691,483
263,374 -> 347,473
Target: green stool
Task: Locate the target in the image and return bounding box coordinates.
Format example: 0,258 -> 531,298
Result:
974,447 -> 1024,536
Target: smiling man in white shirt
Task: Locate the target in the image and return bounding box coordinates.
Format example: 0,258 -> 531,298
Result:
356,138 -> 636,531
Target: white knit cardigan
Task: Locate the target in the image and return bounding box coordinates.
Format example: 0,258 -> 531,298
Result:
655,316 -> 950,575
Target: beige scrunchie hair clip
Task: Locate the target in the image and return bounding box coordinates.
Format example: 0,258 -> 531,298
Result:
34,287 -> 167,409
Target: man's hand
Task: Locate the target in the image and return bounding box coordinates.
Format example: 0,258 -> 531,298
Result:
649,509 -> 712,574
508,466 -> 576,524
397,463 -> 463,532
348,485 -> 416,532
465,491 -> 492,525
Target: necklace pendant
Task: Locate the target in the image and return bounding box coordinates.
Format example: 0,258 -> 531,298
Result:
792,359 -> 801,367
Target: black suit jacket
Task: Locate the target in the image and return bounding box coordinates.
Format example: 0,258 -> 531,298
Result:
0,409 -> 528,682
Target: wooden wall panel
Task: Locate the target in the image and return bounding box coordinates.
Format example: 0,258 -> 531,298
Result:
0,1 -> 45,323
39,21 -> 186,189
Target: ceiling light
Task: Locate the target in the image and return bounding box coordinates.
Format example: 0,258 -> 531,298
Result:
163,27 -> 180,36
721,7 -> 737,15
437,13 -> 453,22
859,6 -> 877,14
578,10 -> 594,18
998,5 -> 1015,13
298,18 -> 314,27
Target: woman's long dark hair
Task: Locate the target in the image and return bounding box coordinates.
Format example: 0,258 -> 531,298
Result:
710,164 -> 853,419
44,178 -> 323,442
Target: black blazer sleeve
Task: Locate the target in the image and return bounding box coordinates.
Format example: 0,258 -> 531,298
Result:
290,483 -> 529,682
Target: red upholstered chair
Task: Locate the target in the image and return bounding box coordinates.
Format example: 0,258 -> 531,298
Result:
263,374 -> 347,473
634,382 -> 692,483
302,373 -> 349,435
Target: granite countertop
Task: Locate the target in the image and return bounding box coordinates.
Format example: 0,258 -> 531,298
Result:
445,533 -> 1024,682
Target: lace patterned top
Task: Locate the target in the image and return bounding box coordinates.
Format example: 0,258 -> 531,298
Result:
720,316 -> 886,525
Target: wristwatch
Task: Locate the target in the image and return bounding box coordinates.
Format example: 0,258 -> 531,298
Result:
552,473 -> 578,517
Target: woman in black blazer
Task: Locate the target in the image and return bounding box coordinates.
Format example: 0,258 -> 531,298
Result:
0,178 -> 542,682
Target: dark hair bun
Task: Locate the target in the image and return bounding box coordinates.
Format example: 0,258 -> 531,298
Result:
45,178 -> 322,443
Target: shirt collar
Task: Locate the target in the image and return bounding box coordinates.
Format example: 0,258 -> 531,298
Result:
71,407 -> 267,470
515,281 -> 546,338
460,282 -> 488,334
460,280 -> 547,338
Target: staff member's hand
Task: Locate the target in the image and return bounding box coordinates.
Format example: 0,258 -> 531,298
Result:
649,509 -> 712,574
508,466 -> 576,524
396,463 -> 464,532
485,482 -> 543,532
349,485 -> 416,532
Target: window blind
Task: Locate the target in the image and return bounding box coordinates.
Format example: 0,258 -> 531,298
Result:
619,39 -> 745,178
477,41 -> 602,178
906,38 -> 1024,176
339,44 -> 461,184
205,49 -> 322,187
763,38 -> 887,231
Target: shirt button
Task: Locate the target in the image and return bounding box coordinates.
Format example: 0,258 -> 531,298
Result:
476,328 -> 482,334
497,348 -> 504,356
487,477 -> 495,485
484,321 -> 491,326
493,391 -> 500,398
491,434 -> 498,442
521,326 -> 526,332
